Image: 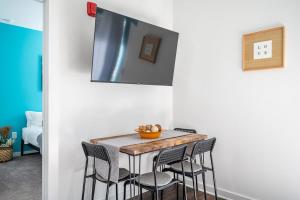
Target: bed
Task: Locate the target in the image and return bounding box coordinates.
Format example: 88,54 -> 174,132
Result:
21,111 -> 42,156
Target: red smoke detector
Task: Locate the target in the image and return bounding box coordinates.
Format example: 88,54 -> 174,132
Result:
87,2 -> 97,17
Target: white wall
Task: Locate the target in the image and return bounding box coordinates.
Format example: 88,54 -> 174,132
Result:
44,0 -> 173,199
0,0 -> 43,30
173,0 -> 300,200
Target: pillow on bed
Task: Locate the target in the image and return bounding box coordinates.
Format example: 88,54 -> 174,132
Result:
25,111 -> 42,127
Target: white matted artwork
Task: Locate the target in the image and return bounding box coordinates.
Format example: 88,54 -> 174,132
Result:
253,40 -> 272,60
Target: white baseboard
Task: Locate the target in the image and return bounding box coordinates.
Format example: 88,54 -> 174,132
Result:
185,179 -> 255,200
13,150 -> 39,157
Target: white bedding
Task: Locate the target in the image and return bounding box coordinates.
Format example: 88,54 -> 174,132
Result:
22,126 -> 42,147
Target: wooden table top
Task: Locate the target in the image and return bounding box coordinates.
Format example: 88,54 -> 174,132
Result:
90,132 -> 207,156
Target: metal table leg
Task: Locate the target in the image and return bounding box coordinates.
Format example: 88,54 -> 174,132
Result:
133,156 -> 136,196
128,155 -> 132,198
128,154 -> 142,199
138,155 -> 141,197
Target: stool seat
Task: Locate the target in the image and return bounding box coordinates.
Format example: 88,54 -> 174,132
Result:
171,161 -> 202,173
135,172 -> 172,187
95,168 -> 130,182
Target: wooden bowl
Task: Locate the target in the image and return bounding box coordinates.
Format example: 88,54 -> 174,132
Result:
135,129 -> 161,139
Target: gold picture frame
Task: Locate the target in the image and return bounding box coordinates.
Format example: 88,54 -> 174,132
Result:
139,35 -> 161,63
242,27 -> 285,71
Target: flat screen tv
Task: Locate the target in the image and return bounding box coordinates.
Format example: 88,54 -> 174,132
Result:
91,8 -> 179,86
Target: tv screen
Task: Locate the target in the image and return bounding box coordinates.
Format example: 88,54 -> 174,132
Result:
91,8 -> 179,86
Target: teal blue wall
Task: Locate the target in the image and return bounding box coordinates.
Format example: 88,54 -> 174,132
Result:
0,22 -> 42,153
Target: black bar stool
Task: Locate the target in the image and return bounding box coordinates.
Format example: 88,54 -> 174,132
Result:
81,142 -> 131,200
164,138 -> 218,200
124,145 -> 188,200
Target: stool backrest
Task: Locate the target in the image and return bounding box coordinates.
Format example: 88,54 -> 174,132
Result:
81,142 -> 111,163
155,145 -> 187,169
191,137 -> 216,159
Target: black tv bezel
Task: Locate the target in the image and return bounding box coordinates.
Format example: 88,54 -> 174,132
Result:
90,7 -> 179,86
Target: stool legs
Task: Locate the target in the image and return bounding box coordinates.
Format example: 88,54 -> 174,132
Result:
210,153 -> 218,200
116,184 -> 118,200
195,176 -> 199,191
202,172 -> 207,200
139,186 -> 143,200
155,190 -> 159,200
91,177 -> 96,200
81,161 -> 88,200
191,174 -> 197,200
105,182 -> 110,200
176,174 -> 179,200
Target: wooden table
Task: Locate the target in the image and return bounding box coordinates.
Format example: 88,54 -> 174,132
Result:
90,132 -> 207,156
90,132 -> 207,198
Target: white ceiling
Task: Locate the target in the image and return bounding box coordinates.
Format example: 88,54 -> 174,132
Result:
0,0 -> 43,31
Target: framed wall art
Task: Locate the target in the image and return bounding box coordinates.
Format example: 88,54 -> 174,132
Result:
242,27 -> 285,71
139,35 -> 161,63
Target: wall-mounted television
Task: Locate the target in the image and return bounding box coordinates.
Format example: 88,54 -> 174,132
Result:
91,7 -> 179,86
